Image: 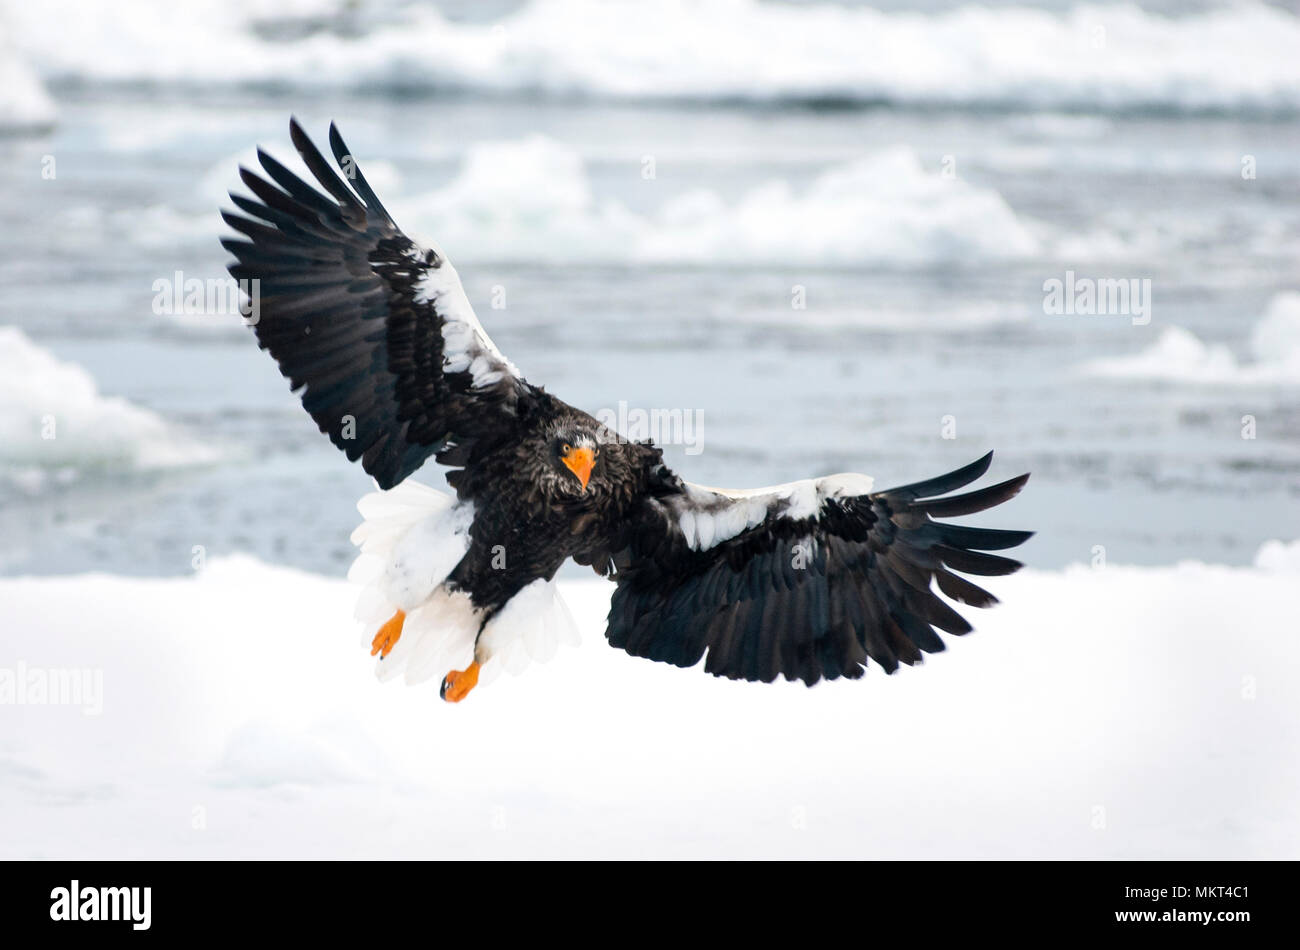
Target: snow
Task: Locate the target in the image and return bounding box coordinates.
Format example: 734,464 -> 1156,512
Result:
0,328 -> 219,489
1,548 -> 1296,858
4,0 -> 1300,114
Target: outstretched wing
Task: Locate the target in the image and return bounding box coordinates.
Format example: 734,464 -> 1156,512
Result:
221,118 -> 528,489
604,452 -> 1031,686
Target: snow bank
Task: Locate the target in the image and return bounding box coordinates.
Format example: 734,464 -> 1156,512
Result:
0,328 -> 218,487
399,139 -> 1038,265
1080,292 -> 1300,386
1,547 -> 1296,859
3,0 -> 1299,115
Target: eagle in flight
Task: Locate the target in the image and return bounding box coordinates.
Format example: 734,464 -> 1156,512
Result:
222,119 -> 1032,703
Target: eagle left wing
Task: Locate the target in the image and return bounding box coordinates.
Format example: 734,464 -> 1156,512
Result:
604,452 -> 1031,686
221,118 -> 529,490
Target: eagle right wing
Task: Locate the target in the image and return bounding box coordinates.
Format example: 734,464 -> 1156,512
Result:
604,453 -> 1032,686
221,118 -> 530,489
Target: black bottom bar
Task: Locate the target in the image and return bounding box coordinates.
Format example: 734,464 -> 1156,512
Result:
0,859 -> 1287,938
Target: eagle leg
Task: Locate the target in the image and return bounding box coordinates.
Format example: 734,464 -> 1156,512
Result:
440,662 -> 481,703
369,610 -> 405,659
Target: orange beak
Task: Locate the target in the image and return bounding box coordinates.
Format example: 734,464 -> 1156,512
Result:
561,446 -> 596,492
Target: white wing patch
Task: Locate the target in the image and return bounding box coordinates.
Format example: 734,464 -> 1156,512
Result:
412,249 -> 522,391
663,472 -> 876,552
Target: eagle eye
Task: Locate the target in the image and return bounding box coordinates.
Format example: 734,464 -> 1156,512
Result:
561,442 -> 572,455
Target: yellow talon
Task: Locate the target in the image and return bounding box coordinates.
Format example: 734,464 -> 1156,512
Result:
440,661 -> 481,703
370,610 -> 405,658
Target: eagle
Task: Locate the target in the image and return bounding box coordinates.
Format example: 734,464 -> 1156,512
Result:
221,119 -> 1032,703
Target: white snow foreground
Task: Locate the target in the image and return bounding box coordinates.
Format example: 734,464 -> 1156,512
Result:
1,547 -> 1297,859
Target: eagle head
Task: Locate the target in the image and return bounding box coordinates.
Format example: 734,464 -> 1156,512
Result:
551,428 -> 602,494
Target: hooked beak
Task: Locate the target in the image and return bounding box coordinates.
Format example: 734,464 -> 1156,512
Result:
561,446 -> 595,492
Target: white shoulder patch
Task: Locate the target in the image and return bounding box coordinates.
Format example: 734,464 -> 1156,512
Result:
667,471 -> 875,552
413,251 -> 522,390
814,472 -> 877,499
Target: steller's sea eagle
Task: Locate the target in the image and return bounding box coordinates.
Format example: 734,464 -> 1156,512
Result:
221,119 -> 1032,703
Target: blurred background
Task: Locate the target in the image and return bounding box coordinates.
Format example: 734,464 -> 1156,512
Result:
1,0 -> 1297,579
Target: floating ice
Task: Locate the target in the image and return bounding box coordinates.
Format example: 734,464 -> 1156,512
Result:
1080,293 -> 1300,386
401,138 -> 1039,265
0,327 -> 219,484
0,43 -> 55,133
3,0 -> 1299,115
